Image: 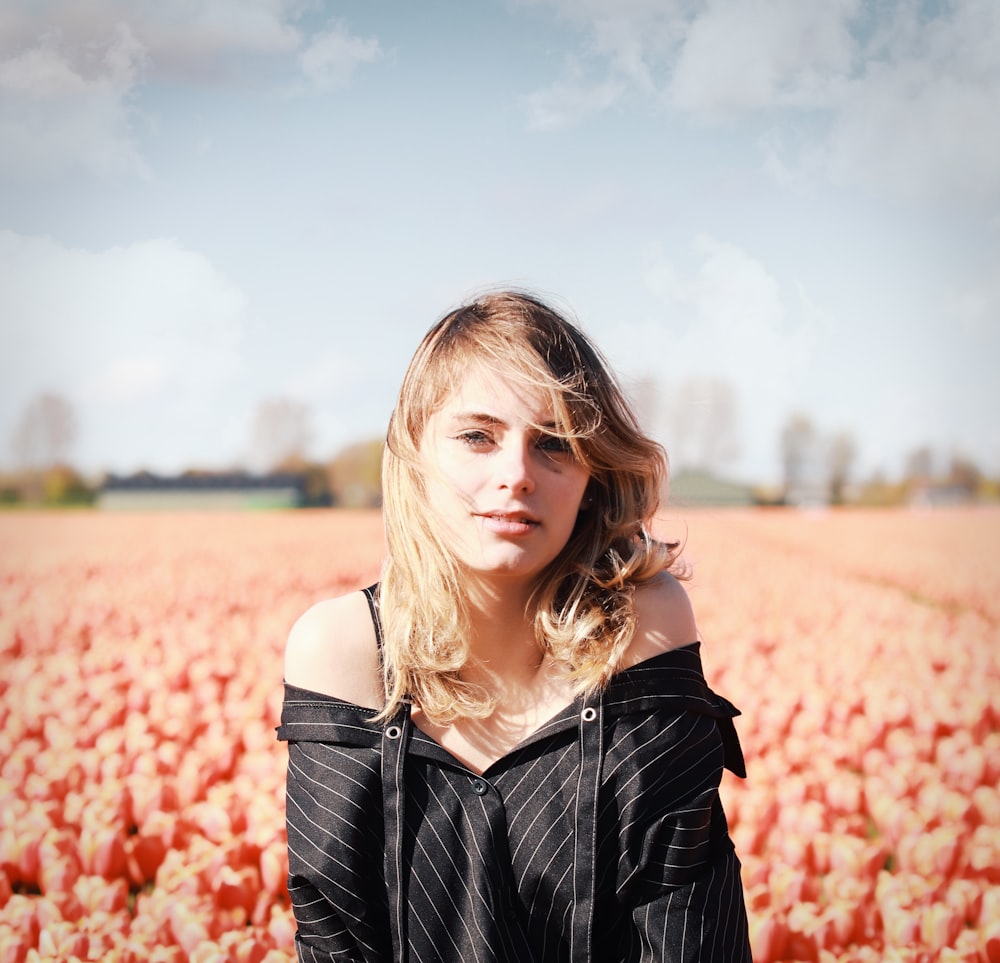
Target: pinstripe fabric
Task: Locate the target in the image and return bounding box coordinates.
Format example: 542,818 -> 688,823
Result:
278,609 -> 750,962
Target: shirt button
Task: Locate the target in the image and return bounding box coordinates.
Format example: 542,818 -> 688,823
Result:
470,777 -> 489,796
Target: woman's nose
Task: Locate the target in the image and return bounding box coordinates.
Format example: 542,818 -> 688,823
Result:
496,441 -> 535,493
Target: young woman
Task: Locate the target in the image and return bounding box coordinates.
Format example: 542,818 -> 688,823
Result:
278,291 -> 751,962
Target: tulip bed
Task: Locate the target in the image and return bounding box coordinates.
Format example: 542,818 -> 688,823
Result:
0,511 -> 385,963
661,507 -> 1000,962
1,507 -> 998,962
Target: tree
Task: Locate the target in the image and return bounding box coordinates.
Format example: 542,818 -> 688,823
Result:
42,465 -> 93,506
248,398 -> 312,472
947,455 -> 981,496
827,431 -> 856,505
10,392 -> 77,469
905,446 -> 935,483
637,375 -> 740,475
671,377 -> 739,473
328,438 -> 385,507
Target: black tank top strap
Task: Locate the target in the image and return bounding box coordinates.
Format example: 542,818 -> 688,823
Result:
361,582 -> 383,650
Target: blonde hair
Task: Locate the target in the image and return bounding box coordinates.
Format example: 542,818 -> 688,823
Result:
377,290 -> 680,724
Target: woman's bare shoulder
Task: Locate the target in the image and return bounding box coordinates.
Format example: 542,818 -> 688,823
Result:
283,590 -> 384,709
621,571 -> 700,669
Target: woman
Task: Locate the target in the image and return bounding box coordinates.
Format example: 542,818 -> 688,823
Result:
278,290 -> 751,962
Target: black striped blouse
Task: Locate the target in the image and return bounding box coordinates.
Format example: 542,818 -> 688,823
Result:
278,593 -> 751,963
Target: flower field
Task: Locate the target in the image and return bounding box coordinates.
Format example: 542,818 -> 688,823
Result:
1,507 -> 998,962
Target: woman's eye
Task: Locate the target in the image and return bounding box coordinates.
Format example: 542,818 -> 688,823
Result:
537,434 -> 572,454
456,430 -> 493,448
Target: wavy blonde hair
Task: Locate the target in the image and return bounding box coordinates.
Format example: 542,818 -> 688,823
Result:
377,290 -> 681,724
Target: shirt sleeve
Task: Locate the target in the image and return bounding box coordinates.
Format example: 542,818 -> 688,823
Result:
278,688 -> 393,962
626,827 -> 751,962
602,709 -> 752,962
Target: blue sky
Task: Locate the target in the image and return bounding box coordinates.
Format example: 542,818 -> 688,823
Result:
2,0 -> 998,485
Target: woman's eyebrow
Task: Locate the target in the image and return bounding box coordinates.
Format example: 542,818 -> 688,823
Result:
448,412 -> 560,432
448,411 -> 505,428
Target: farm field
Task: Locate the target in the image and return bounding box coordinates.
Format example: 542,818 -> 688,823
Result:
1,507 -> 998,962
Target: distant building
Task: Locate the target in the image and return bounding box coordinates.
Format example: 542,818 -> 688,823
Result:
98,471 -> 306,511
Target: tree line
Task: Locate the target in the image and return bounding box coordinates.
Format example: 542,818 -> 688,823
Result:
0,394 -> 385,509
2,389 -> 995,508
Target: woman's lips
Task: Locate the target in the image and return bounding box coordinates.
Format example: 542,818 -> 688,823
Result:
477,512 -> 539,535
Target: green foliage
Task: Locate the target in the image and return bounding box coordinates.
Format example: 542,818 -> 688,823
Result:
0,466 -> 96,507
0,485 -> 22,506
854,477 -> 908,507
42,465 -> 95,506
301,463 -> 334,507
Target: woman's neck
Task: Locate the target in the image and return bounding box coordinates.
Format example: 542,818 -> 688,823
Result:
409,575 -> 574,774
461,577 -> 548,691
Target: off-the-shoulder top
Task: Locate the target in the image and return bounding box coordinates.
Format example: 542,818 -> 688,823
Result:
277,587 -> 751,962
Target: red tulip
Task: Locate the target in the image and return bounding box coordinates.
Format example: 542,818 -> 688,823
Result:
259,843 -> 287,897
748,909 -> 787,963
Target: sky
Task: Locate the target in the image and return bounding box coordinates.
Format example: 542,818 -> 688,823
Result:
2,0 -> 998,486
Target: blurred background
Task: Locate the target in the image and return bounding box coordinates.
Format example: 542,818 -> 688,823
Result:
2,0 -> 998,511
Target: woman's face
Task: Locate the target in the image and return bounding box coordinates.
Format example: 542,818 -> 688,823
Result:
419,365 -> 590,592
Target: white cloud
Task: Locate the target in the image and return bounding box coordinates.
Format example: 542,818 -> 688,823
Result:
620,233 -> 1000,480
607,234 -> 825,480
298,20 -> 382,92
524,59 -> 624,130
517,0 -> 684,115
669,0 -> 858,115
813,1 -> 1000,204
521,0 -> 1000,206
7,0 -> 380,87
0,24 -> 149,178
81,356 -> 169,404
0,231 -> 251,471
516,0 -> 688,61
642,234 -> 817,385
0,1 -> 302,80
0,4 -> 382,177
